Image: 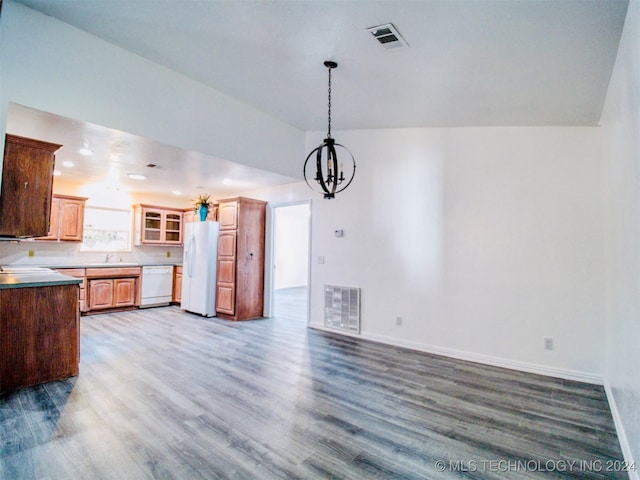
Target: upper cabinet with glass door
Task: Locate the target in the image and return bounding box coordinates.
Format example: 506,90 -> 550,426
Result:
133,204 -> 184,246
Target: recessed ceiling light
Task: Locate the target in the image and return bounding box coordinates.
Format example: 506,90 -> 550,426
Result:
53,170 -> 62,176
172,190 -> 182,196
62,160 -> 74,167
222,178 -> 232,185
78,147 -> 93,156
127,173 -> 146,180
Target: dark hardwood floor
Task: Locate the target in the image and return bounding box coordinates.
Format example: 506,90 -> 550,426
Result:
1,287 -> 628,479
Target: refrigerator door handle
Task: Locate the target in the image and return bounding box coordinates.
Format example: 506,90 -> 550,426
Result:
186,234 -> 197,278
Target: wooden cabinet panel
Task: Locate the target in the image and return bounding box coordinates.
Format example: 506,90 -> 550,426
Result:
0,134 -> 61,237
38,195 -> 87,241
59,197 -> 86,241
39,196 -> 61,240
218,202 -> 238,230
0,284 -> 79,393
54,268 -> 87,313
215,197 -> 266,321
173,266 -> 182,303
217,259 -> 236,284
216,285 -> 235,315
114,278 -> 136,307
89,279 -> 114,310
218,231 -> 237,256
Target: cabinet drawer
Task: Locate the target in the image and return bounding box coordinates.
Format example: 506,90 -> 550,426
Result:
86,267 -> 141,278
56,268 -> 85,277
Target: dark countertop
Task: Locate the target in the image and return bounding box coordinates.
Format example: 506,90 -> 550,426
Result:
0,268 -> 83,290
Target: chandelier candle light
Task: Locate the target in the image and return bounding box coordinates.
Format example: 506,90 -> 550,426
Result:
304,60 -> 356,199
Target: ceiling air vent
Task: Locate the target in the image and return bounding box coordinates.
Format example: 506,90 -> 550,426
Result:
366,23 -> 408,49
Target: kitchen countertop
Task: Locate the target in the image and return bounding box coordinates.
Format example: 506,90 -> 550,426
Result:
0,268 -> 83,290
12,262 -> 182,269
0,263 -> 182,289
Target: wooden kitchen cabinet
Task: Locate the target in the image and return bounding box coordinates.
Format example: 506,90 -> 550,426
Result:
86,267 -> 141,312
54,268 -> 87,312
89,279 -> 114,310
0,134 -> 61,237
38,194 -> 88,241
114,278 -> 136,307
0,284 -> 79,394
215,197 -> 266,321
173,265 -> 182,303
88,278 -> 137,310
134,204 -> 184,246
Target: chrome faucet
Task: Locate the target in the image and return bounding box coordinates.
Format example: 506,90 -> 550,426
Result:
105,253 -> 116,263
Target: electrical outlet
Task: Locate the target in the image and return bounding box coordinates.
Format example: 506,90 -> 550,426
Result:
396,316 -> 402,326
166,251 -> 171,258
317,256 -> 325,265
28,250 -> 35,257
544,337 -> 554,351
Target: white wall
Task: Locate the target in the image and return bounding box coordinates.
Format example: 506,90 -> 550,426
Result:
247,126 -> 606,382
600,0 -> 640,473
0,1 -> 304,179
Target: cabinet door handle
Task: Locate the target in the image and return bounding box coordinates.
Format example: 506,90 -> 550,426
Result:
24,181 -> 28,188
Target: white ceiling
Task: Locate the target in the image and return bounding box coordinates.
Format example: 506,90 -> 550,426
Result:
6,103 -> 296,198
7,0 -> 630,197
14,0 -> 628,130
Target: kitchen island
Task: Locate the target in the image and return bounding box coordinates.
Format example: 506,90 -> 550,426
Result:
0,268 -> 82,394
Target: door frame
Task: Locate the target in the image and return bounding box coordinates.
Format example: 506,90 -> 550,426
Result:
263,199 -> 312,323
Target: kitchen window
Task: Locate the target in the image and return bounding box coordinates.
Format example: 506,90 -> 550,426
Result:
81,206 -> 132,252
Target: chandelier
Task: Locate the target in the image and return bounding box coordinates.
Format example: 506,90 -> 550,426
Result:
303,60 -> 356,199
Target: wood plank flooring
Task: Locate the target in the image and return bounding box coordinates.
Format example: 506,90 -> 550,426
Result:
1,287 -> 629,479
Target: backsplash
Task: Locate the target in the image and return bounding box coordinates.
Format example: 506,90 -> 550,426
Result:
0,240 -> 183,266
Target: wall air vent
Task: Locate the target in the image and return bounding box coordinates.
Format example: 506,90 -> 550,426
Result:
366,23 -> 408,49
324,285 -> 361,334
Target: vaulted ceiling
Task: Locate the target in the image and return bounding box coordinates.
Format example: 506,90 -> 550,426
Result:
6,0 -> 630,198
14,0 -> 629,130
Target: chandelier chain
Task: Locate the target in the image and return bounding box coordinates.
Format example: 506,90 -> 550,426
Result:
327,66 -> 332,138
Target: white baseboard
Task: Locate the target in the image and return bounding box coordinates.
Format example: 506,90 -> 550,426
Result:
604,382 -> 639,480
308,323 -> 603,384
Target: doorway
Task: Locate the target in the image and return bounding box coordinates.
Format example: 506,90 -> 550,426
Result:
266,201 -> 310,322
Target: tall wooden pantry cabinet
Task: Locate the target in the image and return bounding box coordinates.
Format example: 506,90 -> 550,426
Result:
216,197 -> 266,321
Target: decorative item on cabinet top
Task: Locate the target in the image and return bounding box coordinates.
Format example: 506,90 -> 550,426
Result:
133,204 -> 184,246
193,193 -> 213,222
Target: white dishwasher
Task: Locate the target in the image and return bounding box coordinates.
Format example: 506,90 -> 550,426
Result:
140,265 -> 174,307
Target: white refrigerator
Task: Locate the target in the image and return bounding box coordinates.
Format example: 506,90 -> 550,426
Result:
181,221 -> 220,316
